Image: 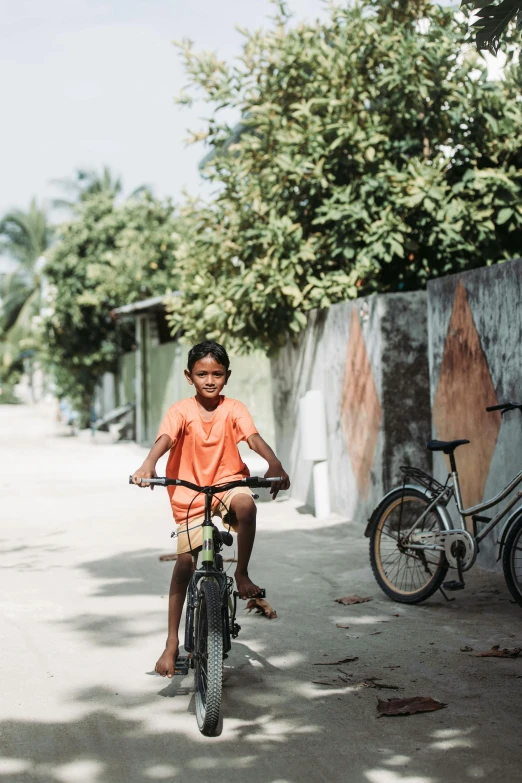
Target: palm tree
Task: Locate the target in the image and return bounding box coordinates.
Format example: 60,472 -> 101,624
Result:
0,199 -> 52,394
51,166 -> 150,211
51,166 -> 123,210
461,1 -> 521,54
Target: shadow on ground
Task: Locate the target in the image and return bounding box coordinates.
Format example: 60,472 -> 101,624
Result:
0,639 -> 498,783
7,522 -> 513,782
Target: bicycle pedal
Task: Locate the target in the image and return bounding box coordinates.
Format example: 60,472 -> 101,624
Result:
174,656 -> 190,676
442,580 -> 465,591
233,588 -> 266,599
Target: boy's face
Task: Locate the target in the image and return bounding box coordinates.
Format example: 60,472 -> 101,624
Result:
185,354 -> 230,399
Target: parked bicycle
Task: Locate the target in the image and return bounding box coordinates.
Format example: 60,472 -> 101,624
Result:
130,473 -> 281,736
366,402 -> 522,607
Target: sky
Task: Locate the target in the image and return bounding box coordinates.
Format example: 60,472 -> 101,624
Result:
0,0 -> 331,223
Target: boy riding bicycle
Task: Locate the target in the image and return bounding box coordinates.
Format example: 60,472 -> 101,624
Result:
131,341 -> 290,678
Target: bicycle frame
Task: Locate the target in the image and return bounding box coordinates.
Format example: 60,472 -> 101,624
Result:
403,466 -> 522,546
200,492 -> 217,566
451,467 -> 522,543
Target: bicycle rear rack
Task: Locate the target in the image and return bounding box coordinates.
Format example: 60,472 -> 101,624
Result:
399,465 -> 449,502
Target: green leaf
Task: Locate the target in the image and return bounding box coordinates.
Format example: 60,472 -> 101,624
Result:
497,207 -> 514,225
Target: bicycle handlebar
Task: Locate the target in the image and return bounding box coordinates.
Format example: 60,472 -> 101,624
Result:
128,475 -> 283,492
486,402 -> 522,415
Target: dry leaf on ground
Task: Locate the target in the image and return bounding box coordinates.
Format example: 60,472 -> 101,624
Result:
159,554 -> 177,561
471,645 -> 521,658
246,597 -> 277,619
336,623 -> 350,629
335,595 -> 372,605
377,696 -> 447,717
314,656 -> 358,666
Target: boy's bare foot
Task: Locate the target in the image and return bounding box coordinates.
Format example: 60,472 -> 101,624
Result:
155,641 -> 178,678
235,571 -> 261,599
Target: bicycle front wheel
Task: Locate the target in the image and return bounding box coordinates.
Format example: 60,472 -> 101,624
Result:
502,514 -> 522,608
194,579 -> 223,736
369,487 -> 448,603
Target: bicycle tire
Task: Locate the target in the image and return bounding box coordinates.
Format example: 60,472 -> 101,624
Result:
502,513 -> 522,608
369,487 -> 448,604
184,578 -> 196,653
194,579 -> 223,736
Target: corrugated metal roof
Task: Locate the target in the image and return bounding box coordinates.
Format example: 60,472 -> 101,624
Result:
112,292 -> 181,316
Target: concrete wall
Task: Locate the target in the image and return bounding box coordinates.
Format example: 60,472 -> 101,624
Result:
271,292 -> 431,523
427,257 -> 522,569
226,353 -> 275,449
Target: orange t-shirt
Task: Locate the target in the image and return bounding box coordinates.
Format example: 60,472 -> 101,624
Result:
156,395 -> 258,524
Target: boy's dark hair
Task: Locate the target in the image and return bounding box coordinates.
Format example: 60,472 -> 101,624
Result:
187,341 -> 230,372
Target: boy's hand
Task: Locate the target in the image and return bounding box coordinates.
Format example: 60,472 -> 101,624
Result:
132,463 -> 158,489
265,462 -> 290,499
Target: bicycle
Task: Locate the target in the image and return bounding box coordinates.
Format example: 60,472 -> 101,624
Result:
366,402 -> 522,607
129,473 -> 281,736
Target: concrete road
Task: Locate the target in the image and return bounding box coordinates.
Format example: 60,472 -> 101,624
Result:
1,404 -> 522,783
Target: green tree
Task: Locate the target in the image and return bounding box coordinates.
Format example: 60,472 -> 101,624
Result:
0,199 -> 52,388
167,0 -> 522,353
42,192 -> 179,417
461,1 -> 521,54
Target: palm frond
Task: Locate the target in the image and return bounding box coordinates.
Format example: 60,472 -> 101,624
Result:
0,269 -> 33,332
0,287 -> 40,370
0,199 -> 51,269
51,166 -> 123,210
129,184 -> 153,199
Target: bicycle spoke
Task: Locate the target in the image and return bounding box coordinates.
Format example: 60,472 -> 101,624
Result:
375,495 -> 444,597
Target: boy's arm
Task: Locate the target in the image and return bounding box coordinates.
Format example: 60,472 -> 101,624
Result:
246,433 -> 290,499
131,434 -> 173,490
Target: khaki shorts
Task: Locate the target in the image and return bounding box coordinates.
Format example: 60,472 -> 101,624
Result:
175,486 -> 254,555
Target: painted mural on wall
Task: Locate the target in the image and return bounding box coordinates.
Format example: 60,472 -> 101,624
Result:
340,308 -> 382,499
271,292 -> 430,523
428,257 -> 522,568
432,280 -> 501,515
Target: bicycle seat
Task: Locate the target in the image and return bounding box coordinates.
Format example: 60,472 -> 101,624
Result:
426,439 -> 470,454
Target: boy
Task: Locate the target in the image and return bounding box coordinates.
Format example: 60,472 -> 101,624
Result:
131,341 -> 290,678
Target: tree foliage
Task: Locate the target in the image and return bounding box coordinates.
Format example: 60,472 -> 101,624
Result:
167,0 -> 522,353
42,193 -> 179,413
462,1 -> 522,54
0,199 -> 52,384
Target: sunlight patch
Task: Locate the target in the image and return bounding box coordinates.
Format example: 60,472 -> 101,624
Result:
384,756 -> 410,767
430,738 -> 473,750
0,759 -> 30,775
366,770 -> 432,783
145,764 -> 179,779
333,615 -> 390,625
54,760 -> 105,783
265,652 -> 305,668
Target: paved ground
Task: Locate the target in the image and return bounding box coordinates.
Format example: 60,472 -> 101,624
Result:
1,404 -> 522,783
